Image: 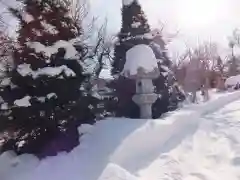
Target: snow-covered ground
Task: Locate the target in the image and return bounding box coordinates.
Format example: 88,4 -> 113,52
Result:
225,74 -> 240,88
110,90 -> 240,172
2,90 -> 240,180
138,98 -> 240,180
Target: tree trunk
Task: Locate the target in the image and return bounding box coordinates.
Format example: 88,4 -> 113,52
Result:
216,76 -> 225,91
203,76 -> 210,101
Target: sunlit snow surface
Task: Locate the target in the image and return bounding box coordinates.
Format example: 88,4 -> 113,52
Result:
2,90 -> 240,180
138,99 -> 240,180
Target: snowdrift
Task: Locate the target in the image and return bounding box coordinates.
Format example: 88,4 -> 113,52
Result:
2,91 -> 240,180
138,96 -> 240,180
0,151 -> 39,180
225,75 -> 240,88
110,91 -> 240,172
97,163 -> 138,180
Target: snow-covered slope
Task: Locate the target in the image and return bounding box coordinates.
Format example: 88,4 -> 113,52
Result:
2,90 -> 240,180
138,98 -> 240,180
110,91 -> 240,172
225,75 -> 240,88
1,118 -> 147,180
98,163 -> 138,180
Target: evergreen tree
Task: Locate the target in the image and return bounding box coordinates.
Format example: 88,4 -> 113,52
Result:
110,0 -> 184,118
109,0 -> 151,118
111,0 -> 151,75
0,0 -> 99,156
9,0 -> 81,67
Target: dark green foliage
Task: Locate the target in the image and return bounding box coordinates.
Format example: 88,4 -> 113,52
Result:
111,0 -> 151,75
110,0 -> 185,119
0,0 -> 99,156
108,0 -> 150,118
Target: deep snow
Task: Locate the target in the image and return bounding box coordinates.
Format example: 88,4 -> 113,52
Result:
138,98 -> 240,180
225,75 -> 240,88
110,90 -> 240,172
2,90 -> 240,180
98,163 -> 138,180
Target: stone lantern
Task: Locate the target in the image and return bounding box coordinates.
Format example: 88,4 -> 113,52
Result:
122,44 -> 160,119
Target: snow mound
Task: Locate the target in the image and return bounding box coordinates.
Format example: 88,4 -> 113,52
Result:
14,96 -> 31,107
47,93 -> 57,99
0,151 -> 39,180
1,78 -> 11,87
225,75 -> 240,88
98,163 -> 138,180
1,102 -> 9,110
138,99 -> 240,180
111,90 -> 240,172
3,91 -> 240,180
21,12 -> 34,24
78,124 -> 94,135
17,64 -> 76,78
35,65 -> 76,78
27,40 -> 78,59
122,44 -> 158,76
1,118 -> 146,180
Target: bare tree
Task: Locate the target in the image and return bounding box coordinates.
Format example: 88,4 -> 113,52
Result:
214,56 -> 228,91
81,18 -> 113,76
172,49 -> 192,86
77,18 -> 115,93
228,28 -> 240,52
175,42 -> 221,102
60,0 -> 89,24
153,20 -> 179,44
226,29 -> 240,76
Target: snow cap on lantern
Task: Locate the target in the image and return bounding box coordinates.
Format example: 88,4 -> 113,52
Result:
122,44 -> 160,119
122,44 -> 159,79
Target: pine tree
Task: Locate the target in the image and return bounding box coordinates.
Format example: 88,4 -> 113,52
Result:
109,0 -> 151,118
110,0 -> 184,118
0,0 -> 99,156
111,0 -> 151,75
9,0 -> 81,67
